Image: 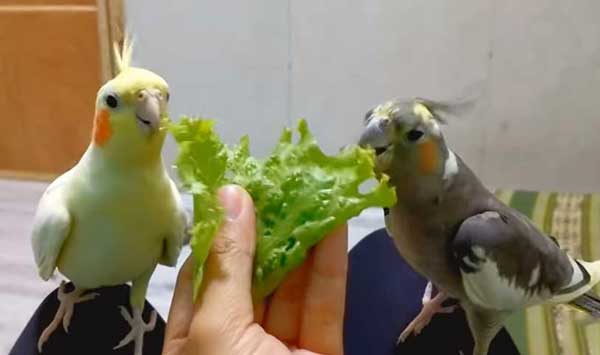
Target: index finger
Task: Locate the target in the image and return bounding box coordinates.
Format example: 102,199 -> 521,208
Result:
298,224 -> 348,355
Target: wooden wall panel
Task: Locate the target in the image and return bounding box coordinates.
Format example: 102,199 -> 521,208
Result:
0,10 -> 101,175
97,0 -> 124,81
0,1 -> 95,6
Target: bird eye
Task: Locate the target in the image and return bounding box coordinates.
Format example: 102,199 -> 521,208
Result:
165,92 -> 170,102
406,129 -> 424,142
105,94 -> 119,109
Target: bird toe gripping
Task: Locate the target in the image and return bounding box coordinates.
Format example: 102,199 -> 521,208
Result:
114,306 -> 157,355
37,281 -> 98,352
397,291 -> 456,344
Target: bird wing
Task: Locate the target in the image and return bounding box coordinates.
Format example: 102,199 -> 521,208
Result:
452,210 -> 583,311
31,173 -> 73,280
158,179 -> 188,267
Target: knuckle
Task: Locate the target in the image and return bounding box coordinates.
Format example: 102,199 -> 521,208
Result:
209,232 -> 253,261
210,234 -> 239,256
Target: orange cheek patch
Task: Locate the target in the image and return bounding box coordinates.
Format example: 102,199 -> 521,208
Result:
93,109 -> 112,146
418,140 -> 439,175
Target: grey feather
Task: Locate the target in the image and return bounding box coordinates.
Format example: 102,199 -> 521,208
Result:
453,210 -> 573,295
416,80 -> 487,123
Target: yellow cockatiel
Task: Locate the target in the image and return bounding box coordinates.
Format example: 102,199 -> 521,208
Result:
31,39 -> 186,355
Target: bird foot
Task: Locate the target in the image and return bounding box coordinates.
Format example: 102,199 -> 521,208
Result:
397,293 -> 456,344
114,306 -> 157,355
37,281 -> 99,352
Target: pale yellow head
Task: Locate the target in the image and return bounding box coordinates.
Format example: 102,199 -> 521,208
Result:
92,38 -> 170,164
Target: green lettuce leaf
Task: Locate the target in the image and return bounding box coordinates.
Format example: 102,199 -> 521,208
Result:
170,116 -> 397,300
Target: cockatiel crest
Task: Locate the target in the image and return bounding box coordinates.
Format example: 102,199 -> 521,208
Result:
113,36 -> 134,74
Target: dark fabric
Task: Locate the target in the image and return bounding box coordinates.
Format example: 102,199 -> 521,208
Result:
344,228 -> 520,355
10,283 -> 165,355
12,228 -> 519,355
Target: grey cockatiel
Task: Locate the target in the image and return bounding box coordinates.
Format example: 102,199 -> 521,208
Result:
358,99 -> 600,355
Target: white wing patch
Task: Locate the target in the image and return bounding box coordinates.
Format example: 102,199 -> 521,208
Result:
479,211 -> 501,221
462,256 -> 479,270
528,263 -> 541,287
461,247 -> 549,311
472,246 -> 485,258
443,149 -> 458,181
563,256 -> 584,290
549,259 -> 600,304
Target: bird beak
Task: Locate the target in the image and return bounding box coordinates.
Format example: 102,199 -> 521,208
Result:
359,116 -> 391,155
135,89 -> 164,135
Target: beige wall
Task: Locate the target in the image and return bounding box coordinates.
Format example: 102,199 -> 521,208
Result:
127,0 -> 600,192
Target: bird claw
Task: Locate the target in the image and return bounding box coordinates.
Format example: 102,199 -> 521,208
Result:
439,305 -> 458,314
119,306 -> 134,323
397,295 -> 456,344
57,281 -> 68,301
113,328 -> 137,350
63,308 -> 72,333
78,292 -> 100,302
63,291 -> 99,333
146,310 -> 157,331
38,283 -> 97,352
398,316 -> 427,344
114,307 -> 157,355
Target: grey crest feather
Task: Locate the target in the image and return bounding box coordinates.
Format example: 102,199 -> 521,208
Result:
415,80 -> 488,123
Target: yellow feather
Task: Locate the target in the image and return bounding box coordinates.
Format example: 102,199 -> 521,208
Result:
413,102 -> 434,121
372,100 -> 397,120
112,35 -> 134,74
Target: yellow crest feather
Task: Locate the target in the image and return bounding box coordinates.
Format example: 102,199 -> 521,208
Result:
413,102 -> 434,121
372,101 -> 398,120
113,36 -> 134,74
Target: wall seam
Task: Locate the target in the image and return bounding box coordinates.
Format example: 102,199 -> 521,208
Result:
479,0 -> 496,180
286,0 -> 293,126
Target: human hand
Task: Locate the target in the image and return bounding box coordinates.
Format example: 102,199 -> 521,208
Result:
162,185 -> 348,355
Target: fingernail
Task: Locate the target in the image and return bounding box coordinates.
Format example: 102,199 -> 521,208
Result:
218,185 -> 243,220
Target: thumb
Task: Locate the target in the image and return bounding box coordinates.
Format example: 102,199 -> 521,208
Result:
189,185 -> 257,343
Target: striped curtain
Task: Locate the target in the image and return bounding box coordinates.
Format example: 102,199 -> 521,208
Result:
495,190 -> 600,355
